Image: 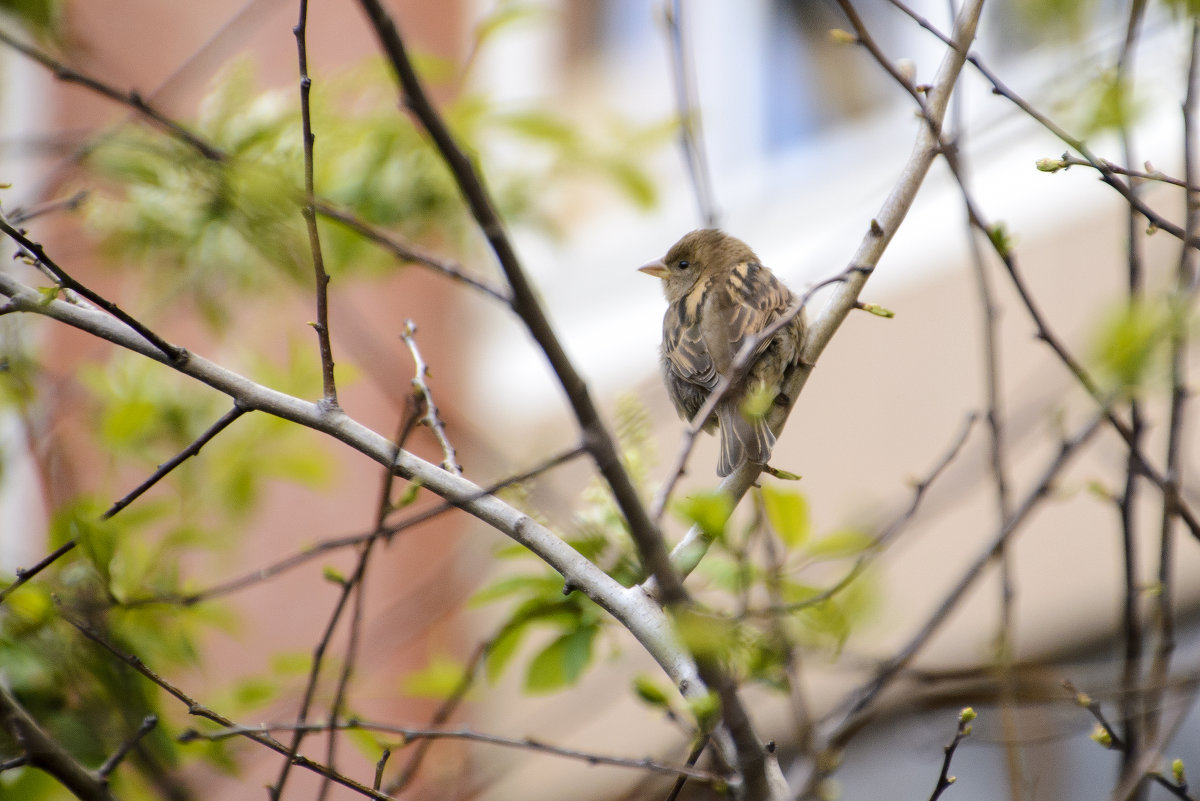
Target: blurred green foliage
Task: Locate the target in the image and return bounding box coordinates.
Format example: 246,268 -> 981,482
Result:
0,5 -> 669,795
0,0 -> 61,40
470,397 -> 876,710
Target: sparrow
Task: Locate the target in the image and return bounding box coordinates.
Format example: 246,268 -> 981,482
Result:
640,229 -> 806,477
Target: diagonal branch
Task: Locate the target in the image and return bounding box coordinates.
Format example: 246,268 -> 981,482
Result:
0,681 -> 119,801
0,214 -> 183,363
103,402 -> 247,519
352,0 -> 686,605
654,0 -> 986,585
0,28 -> 223,161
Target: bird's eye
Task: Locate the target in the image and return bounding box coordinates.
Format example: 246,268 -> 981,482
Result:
675,260 -> 690,271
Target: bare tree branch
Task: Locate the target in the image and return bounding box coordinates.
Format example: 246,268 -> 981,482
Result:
0,681 -> 119,801
661,0 -> 718,227
103,402 -> 247,520
182,718 -> 726,784
352,0 -> 688,608
401,320 -> 461,475
293,0 -> 339,408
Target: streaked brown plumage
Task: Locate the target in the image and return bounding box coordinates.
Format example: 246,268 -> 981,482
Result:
640,229 -> 806,476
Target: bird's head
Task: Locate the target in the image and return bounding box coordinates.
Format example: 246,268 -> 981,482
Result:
638,228 -> 758,303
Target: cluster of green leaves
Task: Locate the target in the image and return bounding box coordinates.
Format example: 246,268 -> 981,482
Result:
0,343 -> 335,795
460,396 -> 876,717
82,52 -> 667,328
671,484 -> 876,695
462,398 -> 654,696
3,6 -> 674,795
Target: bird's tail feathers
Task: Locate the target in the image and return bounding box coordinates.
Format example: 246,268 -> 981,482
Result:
716,400 -> 776,477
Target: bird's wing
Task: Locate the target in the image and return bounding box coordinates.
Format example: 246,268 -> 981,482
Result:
723,261 -> 793,359
663,294 -> 719,390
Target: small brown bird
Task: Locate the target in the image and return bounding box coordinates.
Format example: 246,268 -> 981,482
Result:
640,229 -> 806,476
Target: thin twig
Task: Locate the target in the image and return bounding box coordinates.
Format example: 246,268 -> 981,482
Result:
97,715 -> 158,779
1146,18 -> 1200,746
122,443 -> 587,607
856,0 -> 1200,546
401,320 -> 461,475
268,391 -> 419,800
0,28 -> 223,161
662,0 -> 718,227
373,750 -> 390,792
318,400 -> 420,801
104,403 -> 247,519
1038,155 -> 1200,191
822,414 -> 1104,757
883,0 -> 1200,251
928,709 -> 975,801
0,756 -> 30,772
0,682 -> 118,801
0,540 -> 78,604
6,190 -> 88,224
184,719 -> 726,784
752,412 -> 976,617
354,0 -> 688,607
314,202 -> 510,302
294,0 -> 338,407
1113,2 -> 1149,781
388,640 -> 489,793
0,215 -> 183,363
59,611 -> 398,801
1150,772 -> 1199,801
1062,679 -> 1126,751
941,2 -> 1021,785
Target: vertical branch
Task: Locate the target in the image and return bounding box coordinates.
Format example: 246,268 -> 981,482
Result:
401,320 -> 462,475
1146,18 -> 1200,745
943,0 -> 1019,790
294,0 -> 339,408
317,404 -> 421,800
269,11 -> 349,792
662,0 -> 718,227
1114,1 -> 1150,784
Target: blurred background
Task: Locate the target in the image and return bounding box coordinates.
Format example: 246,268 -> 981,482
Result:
1,1 -> 1198,800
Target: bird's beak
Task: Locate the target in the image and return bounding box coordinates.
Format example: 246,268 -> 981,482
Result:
638,260 -> 669,279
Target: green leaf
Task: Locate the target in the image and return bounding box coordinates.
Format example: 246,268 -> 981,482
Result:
469,573 -> 564,607
485,622 -> 527,683
762,485 -> 810,549
673,609 -> 736,662
674,491 -> 733,541
499,111 -> 577,146
231,677 -> 278,711
471,3 -> 548,50
987,222 -> 1012,258
804,528 -> 873,560
686,690 -> 720,730
270,651 -> 312,676
1082,70 -> 1142,136
345,726 -> 385,760
524,626 -> 596,694
632,674 -> 672,708
393,480 -> 422,509
1092,300 -> 1167,391
402,654 -> 467,699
